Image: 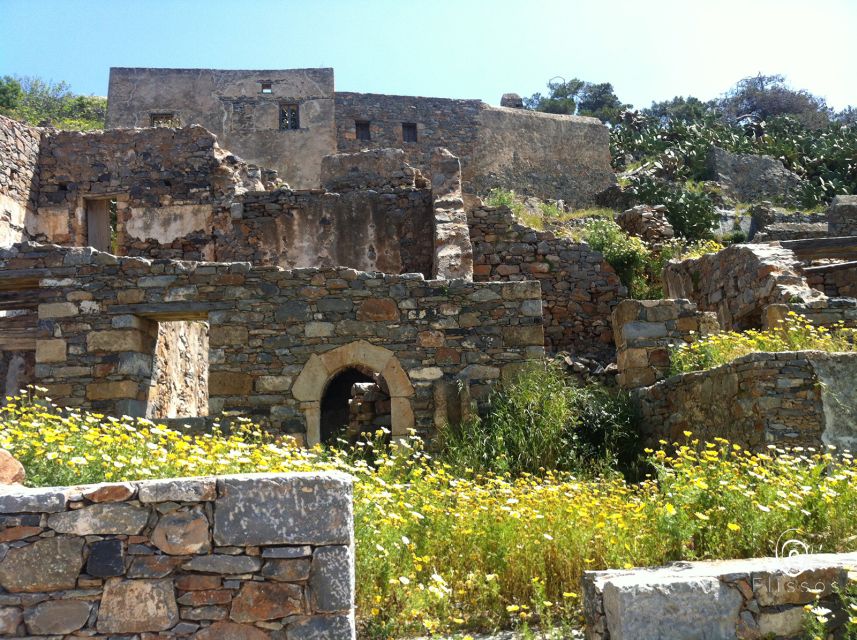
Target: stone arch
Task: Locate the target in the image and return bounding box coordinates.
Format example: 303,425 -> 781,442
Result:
292,341 -> 415,445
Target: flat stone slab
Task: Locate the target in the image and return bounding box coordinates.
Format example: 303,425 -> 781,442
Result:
47,502 -> 150,535
213,472 -> 353,546
97,578 -> 179,633
0,536 -> 84,592
137,477 -> 217,503
0,486 -> 68,513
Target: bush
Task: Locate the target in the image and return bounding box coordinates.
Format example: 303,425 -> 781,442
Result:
440,362 -> 638,476
669,312 -> 857,375
583,218 -> 651,297
629,175 -> 718,240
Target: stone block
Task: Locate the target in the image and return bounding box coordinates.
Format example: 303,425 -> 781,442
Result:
0,486 -> 67,513
137,477 -> 217,503
230,581 -> 303,622
152,509 -> 211,555
86,329 -> 147,352
601,575 -> 742,640
182,555 -> 262,575
97,578 -> 179,633
25,599 -> 91,635
192,621 -> 270,640
35,339 -> 66,363
209,371 -> 253,396
305,321 -> 334,337
310,545 -> 354,613
0,607 -> 21,635
86,538 -> 126,577
255,375 -> 292,393
38,302 -> 78,318
356,297 -> 399,321
82,482 -> 136,503
48,502 -> 150,535
209,325 -> 249,346
213,473 -> 353,546
286,614 -> 355,640
261,558 -> 311,582
501,324 -> 543,347
0,536 -> 84,592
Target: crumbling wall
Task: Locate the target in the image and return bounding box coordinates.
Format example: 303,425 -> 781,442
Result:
0,115 -> 40,247
469,205 -> 624,359
663,244 -> 823,330
827,194 -> 857,236
612,299 -> 719,388
8,242 -> 544,444
106,67 -> 336,189
632,351 -> 857,450
334,92 -> 482,186
804,261 -> 857,298
147,321 -> 209,419
0,472 -> 356,639
35,125 -> 261,259
470,106 -> 615,207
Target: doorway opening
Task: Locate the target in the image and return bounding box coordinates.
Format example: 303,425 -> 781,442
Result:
146,321 -> 209,420
84,197 -> 117,252
320,366 -> 391,444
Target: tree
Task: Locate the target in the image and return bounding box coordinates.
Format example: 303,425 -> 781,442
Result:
525,77 -> 629,125
0,76 -> 23,113
644,96 -> 713,123
718,74 -> 831,129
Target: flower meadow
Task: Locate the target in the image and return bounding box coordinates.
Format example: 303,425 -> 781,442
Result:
4,392 -> 857,637
670,311 -> 857,375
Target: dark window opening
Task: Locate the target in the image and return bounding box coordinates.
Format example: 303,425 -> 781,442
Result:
85,197 -> 117,253
260,82 -> 273,94
279,103 -> 300,130
150,113 -> 180,128
320,367 -> 391,444
356,120 -> 371,141
402,122 -> 418,143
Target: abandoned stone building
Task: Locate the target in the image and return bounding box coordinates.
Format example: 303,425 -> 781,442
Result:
0,96 -> 622,445
105,67 -> 616,206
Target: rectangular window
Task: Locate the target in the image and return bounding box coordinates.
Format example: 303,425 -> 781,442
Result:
356,120 -> 371,141
402,122 -> 418,143
150,113 -> 180,128
279,103 -> 300,130
260,82 -> 273,94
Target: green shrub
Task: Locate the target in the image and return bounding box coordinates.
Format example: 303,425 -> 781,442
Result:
629,176 -> 718,240
440,362 -> 638,476
583,219 -> 651,297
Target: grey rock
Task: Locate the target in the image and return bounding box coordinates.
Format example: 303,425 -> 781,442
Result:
310,546 -> 354,613
25,599 -> 91,634
0,487 -> 67,513
182,554 -> 262,574
97,578 -> 179,633
601,575 -> 742,640
262,558 -> 311,582
137,477 -> 217,503
286,614 -> 355,639
0,536 -> 84,592
213,472 -> 352,546
0,606 -> 21,634
47,502 -> 149,535
262,545 -> 312,559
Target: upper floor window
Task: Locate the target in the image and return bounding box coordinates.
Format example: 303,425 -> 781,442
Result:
356,120 -> 371,141
260,82 -> 273,94
402,122 -> 418,143
280,103 -> 300,130
150,113 -> 180,128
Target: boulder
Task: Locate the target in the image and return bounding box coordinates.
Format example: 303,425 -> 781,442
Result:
0,449 -> 24,484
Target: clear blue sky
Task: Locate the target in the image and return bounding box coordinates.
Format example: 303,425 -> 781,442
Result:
2,0 -> 856,110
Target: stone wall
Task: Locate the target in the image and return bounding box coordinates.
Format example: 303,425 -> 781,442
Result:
469,106 -> 615,208
828,194 -> 857,236
632,351 -> 857,450
34,125 -> 262,259
584,551 -> 857,640
612,299 -> 719,388
804,261 -> 857,298
106,67 -> 336,189
7,241 -> 544,444
0,115 -> 40,247
764,299 -> 857,330
335,92 -> 615,205
663,244 -> 824,330
0,472 -> 356,639
334,92 -> 482,188
468,205 -> 624,359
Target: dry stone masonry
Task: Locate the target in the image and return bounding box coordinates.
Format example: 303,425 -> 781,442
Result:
585,552 -> 857,640
0,472 -> 356,639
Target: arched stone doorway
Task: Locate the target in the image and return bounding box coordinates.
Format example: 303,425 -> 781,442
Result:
292,341 -> 415,446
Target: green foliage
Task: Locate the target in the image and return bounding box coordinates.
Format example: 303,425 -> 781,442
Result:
718,73 -> 831,130
583,218 -> 650,296
0,75 -> 106,130
629,175 -> 719,240
440,362 -> 638,476
525,77 -> 630,125
669,312 -> 857,375
644,95 -> 712,123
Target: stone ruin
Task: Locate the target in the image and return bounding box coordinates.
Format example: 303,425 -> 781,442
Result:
0,82 -> 626,445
